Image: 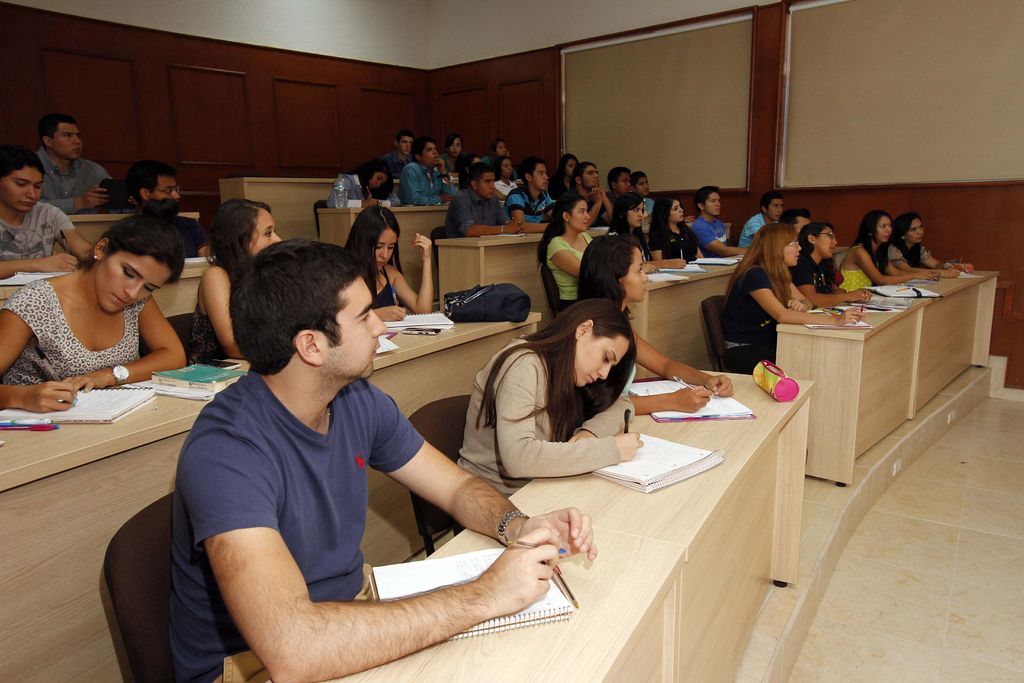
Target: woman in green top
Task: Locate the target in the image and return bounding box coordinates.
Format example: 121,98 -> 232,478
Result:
537,191 -> 593,310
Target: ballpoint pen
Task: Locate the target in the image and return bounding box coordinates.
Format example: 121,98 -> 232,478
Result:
507,540 -> 579,608
0,419 -> 52,426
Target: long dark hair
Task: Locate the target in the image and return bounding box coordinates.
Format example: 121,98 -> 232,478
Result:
578,234 -> 638,307
610,193 -> 650,259
538,191 -> 586,266
854,209 -> 893,273
351,158 -> 394,201
892,212 -> 923,266
344,205 -> 403,295
798,222 -> 838,293
209,198 -> 272,280
649,196 -> 699,259
86,214 -> 186,282
493,155 -> 513,182
549,153 -> 579,200
477,298 -> 636,441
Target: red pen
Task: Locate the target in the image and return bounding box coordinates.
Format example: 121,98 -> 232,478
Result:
0,424 -> 60,431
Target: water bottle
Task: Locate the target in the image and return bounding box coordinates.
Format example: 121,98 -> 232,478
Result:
330,175 -> 348,208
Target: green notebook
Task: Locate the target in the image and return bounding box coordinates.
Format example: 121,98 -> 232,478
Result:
152,365 -> 246,391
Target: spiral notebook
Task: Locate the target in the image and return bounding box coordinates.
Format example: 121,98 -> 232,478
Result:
0,387 -> 156,423
372,547 -> 574,639
595,434 -> 724,493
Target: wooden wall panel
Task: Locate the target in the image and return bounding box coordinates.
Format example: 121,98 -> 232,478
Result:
39,49 -> 142,165
439,88 -> 488,155
358,88 -> 415,166
273,78 -> 341,168
168,65 -> 252,166
499,80 -> 544,165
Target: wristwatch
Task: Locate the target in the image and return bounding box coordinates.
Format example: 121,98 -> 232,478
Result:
497,509 -> 529,546
112,365 -> 130,385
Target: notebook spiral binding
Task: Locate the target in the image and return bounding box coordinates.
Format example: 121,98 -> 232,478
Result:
449,611 -> 572,640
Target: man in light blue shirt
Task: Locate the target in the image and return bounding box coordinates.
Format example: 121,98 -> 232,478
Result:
692,185 -> 746,257
398,136 -> 454,206
738,190 -> 784,247
36,113 -> 110,214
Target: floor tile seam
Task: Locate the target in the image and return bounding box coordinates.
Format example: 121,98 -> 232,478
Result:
870,506 -> 962,527
827,556 -> 955,602
957,521 -> 1024,540
812,612 -> 946,656
969,453 -> 1024,467
963,482 -> 1024,496
858,508 -> 963,532
894,472 -> 968,490
939,525 -> 963,647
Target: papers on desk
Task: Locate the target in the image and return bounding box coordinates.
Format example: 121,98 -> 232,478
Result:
804,319 -> 873,330
0,388 -> 156,423
629,379 -> 755,422
128,380 -> 216,401
645,272 -> 688,283
183,256 -> 209,266
956,272 -> 982,278
867,296 -> 912,310
595,434 -> 724,493
692,257 -> 741,266
480,233 -> 527,238
384,313 -> 455,330
869,285 -> 941,298
373,548 -> 574,638
0,272 -> 66,286
376,335 -> 399,354
661,264 -> 707,274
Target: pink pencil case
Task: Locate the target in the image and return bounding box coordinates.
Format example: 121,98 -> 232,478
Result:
752,360 -> 799,402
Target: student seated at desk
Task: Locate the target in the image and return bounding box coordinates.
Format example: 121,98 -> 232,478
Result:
188,199 -> 280,364
692,185 -> 746,257
36,112 -> 110,214
538,192 -> 594,310
548,153 -> 578,201
505,156 -> 553,227
630,170 -> 655,217
125,159 -> 209,258
345,205 -> 432,322
781,207 -> 811,237
609,193 -> 685,271
171,240 -> 597,683
649,197 -> 702,262
837,210 -> 936,292
381,128 -> 414,180
0,215 -> 185,411
458,298 -> 641,496
397,136 -> 455,206
572,161 -> 613,226
0,145 -> 93,279
479,138 -> 512,175
791,222 -> 871,307
889,212 -> 967,277
455,152 -> 481,191
578,234 -> 733,414
493,156 -> 518,200
445,162 -> 530,237
442,132 -> 463,180
739,190 -> 784,248
722,224 -> 862,374
327,158 -> 400,208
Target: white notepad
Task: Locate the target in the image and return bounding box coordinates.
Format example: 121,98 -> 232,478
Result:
0,387 -> 156,423
804,320 -> 873,330
595,434 -> 724,493
661,264 -> 707,273
376,335 -> 399,353
0,272 -> 66,286
373,548 -> 574,639
645,272 -> 688,283
629,380 -> 754,420
384,313 -> 455,330
869,285 -> 940,298
693,257 -> 741,266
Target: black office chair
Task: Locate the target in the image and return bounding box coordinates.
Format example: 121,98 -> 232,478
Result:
103,493 -> 176,683
141,312 -> 193,357
539,264 -> 562,317
700,295 -> 728,372
407,395 -> 470,555
312,199 -> 328,238
430,225 -> 447,300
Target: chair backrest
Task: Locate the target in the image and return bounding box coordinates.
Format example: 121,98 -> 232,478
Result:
539,264 -> 562,317
430,225 -> 447,301
312,199 -> 328,238
406,395 -> 471,555
700,295 -> 728,373
141,312 -> 193,357
103,492 -> 176,683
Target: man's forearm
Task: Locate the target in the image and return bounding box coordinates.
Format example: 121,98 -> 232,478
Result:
447,474 -> 518,540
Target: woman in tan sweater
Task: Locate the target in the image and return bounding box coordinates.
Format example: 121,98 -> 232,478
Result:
459,299 -> 642,496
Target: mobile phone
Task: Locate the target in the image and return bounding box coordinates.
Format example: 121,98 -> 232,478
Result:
99,178 -> 130,211
401,327 -> 441,336
209,359 -> 242,369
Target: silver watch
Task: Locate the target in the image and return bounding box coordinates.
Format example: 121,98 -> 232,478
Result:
112,365 -> 130,385
497,510 -> 529,546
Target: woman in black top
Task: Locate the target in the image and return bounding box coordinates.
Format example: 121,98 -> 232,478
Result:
609,193 -> 684,270
790,222 -> 871,307
548,153 -> 579,201
649,197 -> 701,262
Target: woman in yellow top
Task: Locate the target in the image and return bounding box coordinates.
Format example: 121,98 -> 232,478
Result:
537,191 -> 593,311
837,210 -> 937,291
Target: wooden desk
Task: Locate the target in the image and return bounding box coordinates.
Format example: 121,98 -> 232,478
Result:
0,315 -> 538,682
219,177 -> 333,241
343,377 -> 812,681
0,260 -> 208,319
69,212 -> 200,244
318,205 -> 449,294
777,272 -> 997,484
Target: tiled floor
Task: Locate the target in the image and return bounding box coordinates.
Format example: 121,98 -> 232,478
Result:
789,398 -> 1024,682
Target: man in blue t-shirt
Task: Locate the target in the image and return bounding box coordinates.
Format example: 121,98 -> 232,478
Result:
504,156 -> 553,230
169,240 -> 598,683
691,185 -> 746,257
125,159 -> 208,258
739,190 -> 784,248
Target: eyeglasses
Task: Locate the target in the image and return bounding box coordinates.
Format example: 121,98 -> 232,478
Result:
788,240 -> 800,247
154,185 -> 181,194
820,231 -> 836,240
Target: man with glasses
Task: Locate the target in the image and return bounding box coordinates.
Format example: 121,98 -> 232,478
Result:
36,113 -> 110,214
125,159 -> 208,257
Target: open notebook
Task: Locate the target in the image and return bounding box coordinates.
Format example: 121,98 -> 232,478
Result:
595,434 -> 724,493
384,313 -> 455,330
0,387 -> 156,423
628,379 -> 754,422
373,548 -> 574,639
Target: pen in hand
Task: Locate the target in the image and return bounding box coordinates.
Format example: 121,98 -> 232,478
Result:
507,540 -> 579,608
623,408 -> 631,434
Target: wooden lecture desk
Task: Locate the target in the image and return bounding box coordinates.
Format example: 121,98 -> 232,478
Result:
342,376 -> 813,682
0,258 -> 209,318
318,205 -> 449,294
777,272 -> 997,484
69,211 -> 201,244
0,314 -> 539,682
219,177 -> 334,241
